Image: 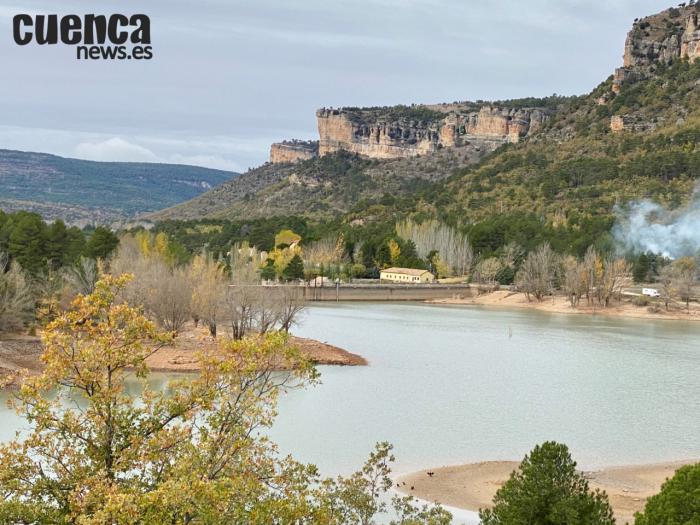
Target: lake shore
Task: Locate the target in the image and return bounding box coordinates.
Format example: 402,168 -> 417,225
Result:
429,290 -> 700,322
144,332 -> 367,372
396,459 -> 697,524
0,327 -> 366,388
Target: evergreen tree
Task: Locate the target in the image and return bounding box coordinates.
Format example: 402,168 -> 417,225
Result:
85,227 -> 119,260
64,227 -> 87,264
282,254 -> 305,281
632,253 -> 650,283
0,210 -> 9,253
375,242 -> 392,269
646,252 -> 663,280
260,258 -> 276,281
480,442 -> 615,525
635,462 -> 700,525
360,240 -> 377,270
45,220 -> 68,270
396,239 -> 427,269
8,212 -> 47,274
496,265 -> 516,285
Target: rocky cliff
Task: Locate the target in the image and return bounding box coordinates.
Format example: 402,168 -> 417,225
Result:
613,3 -> 700,93
316,105 -> 549,160
148,2 -> 700,225
269,140 -> 319,164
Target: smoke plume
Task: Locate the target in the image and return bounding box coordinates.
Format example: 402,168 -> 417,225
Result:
613,185 -> 700,259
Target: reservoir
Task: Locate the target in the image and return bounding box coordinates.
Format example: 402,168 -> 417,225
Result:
1,302 -> 699,483
270,302 -> 700,477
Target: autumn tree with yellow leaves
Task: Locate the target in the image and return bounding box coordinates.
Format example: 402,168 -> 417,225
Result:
188,251 -> 227,337
0,275 -> 450,524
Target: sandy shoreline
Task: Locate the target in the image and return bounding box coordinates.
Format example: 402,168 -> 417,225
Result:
396,459 -> 697,524
429,289 -> 700,322
0,327 -> 366,388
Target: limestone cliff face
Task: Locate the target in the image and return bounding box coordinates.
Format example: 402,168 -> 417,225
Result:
610,115 -> 658,133
270,140 -> 319,164
682,13 -> 700,60
316,109 -> 438,159
614,4 -> 700,93
316,106 -> 548,160
467,107 -> 548,141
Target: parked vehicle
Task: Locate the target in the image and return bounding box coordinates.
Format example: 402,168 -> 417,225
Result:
642,288 -> 661,298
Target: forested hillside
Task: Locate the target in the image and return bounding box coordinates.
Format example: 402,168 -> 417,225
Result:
151,0 -> 700,260
356,60 -> 700,255
150,55 -> 700,259
0,150 -> 236,223
0,210 -> 119,274
150,143 -> 488,221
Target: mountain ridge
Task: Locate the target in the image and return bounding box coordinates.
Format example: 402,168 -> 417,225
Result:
0,149 -> 237,224
148,2 -> 700,231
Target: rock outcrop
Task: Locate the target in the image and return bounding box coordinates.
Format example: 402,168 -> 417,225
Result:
316,105 -> 548,160
613,4 -> 700,93
610,115 -> 660,133
270,140 -> 319,164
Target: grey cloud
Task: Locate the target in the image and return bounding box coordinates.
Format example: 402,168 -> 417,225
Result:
0,0 -> 678,169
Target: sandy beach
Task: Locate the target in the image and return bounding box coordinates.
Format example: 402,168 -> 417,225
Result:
396,459 -> 697,524
430,289 -> 700,322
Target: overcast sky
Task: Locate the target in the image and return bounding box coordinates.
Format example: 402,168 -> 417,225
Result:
0,0 -> 675,172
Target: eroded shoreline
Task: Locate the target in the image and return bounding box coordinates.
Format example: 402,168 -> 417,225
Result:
0,328 -> 367,388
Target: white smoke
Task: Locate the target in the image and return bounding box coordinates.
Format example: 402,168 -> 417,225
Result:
613,186 -> 700,259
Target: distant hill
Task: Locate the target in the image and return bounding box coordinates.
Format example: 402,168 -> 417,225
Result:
149,145 -> 485,222
0,149 -> 237,224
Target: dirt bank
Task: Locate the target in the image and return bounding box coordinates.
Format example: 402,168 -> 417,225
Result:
144,330 -> 367,372
396,459 -> 697,524
0,326 -> 366,387
430,290 -> 700,322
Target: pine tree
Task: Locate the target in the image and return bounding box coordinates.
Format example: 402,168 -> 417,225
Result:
260,259 -> 276,281
282,254 -> 305,281
635,463 -> 700,525
64,226 -> 87,264
8,212 -> 47,274
480,442 -> 615,525
85,227 -> 119,260
633,253 -> 650,283
45,220 -> 68,270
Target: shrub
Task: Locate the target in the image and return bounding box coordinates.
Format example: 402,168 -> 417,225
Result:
633,295 -> 650,307
647,304 -> 663,314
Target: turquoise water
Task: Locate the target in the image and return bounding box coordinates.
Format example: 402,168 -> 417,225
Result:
1,302 -> 699,483
270,303 -> 700,478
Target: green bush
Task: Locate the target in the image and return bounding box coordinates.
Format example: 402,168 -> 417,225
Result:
496,265 -> 515,285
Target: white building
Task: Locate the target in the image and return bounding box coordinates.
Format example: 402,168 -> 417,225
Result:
380,267 -> 435,284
